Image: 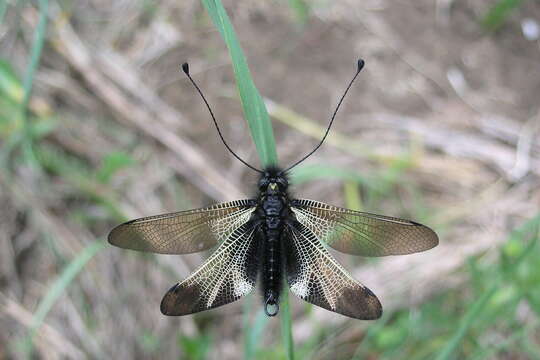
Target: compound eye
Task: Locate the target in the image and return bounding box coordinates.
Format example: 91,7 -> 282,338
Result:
258,178 -> 270,189
277,177 -> 288,188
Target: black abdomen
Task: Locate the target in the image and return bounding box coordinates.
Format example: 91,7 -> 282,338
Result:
260,194 -> 286,316
261,228 -> 282,316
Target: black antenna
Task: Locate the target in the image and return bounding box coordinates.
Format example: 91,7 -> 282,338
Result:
181,63 -> 263,174
282,59 -> 365,173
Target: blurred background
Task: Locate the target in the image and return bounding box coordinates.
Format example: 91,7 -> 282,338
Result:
1,0 -> 540,359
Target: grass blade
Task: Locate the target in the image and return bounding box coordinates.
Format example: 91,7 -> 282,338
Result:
20,0 -> 48,168
18,240 -> 107,357
280,289 -> 295,360
243,295 -> 270,360
21,0 -> 48,113
0,1 -> 7,25
436,215 -> 540,360
434,285 -> 498,360
202,1 -> 293,357
201,0 -> 278,167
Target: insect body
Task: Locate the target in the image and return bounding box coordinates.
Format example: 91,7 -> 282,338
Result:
108,60 -> 439,319
257,167 -> 289,315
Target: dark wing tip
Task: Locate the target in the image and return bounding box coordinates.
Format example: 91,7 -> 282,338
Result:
160,283 -> 182,316
359,286 -> 383,320
107,223 -> 124,246
160,283 -> 201,316
107,219 -> 139,248
335,285 -> 383,320
361,286 -> 383,320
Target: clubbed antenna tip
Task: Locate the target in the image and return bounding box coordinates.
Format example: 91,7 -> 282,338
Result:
179,62 -> 263,174
283,58 -> 366,173
182,62 -> 189,75
357,59 -> 365,72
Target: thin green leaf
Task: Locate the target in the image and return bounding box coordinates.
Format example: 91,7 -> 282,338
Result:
19,240 -> 107,357
20,0 -> 49,168
436,215 -> 540,360
435,285 -> 498,360
0,59 -> 24,104
243,296 -> 270,360
21,0 -> 48,113
201,0 -> 278,167
178,334 -> 212,360
0,1 -> 7,25
280,289 -> 295,360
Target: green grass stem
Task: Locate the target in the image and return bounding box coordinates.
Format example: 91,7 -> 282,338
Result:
243,296 -> 270,360
436,215 -> 540,360
0,1 -> 7,25
19,240 -> 107,358
435,285 -> 498,360
280,288 -> 295,360
21,0 -> 48,114
20,0 -> 48,167
201,0 -> 278,167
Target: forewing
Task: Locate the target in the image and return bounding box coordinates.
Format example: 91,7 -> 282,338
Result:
291,199 -> 438,256
108,200 -> 255,254
161,223 -> 259,315
285,222 -> 382,320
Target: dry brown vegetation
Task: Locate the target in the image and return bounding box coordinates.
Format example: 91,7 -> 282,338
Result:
1,1 -> 539,359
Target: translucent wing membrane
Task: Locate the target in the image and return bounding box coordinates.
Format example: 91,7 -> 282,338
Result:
161,222 -> 260,315
108,200 -> 255,254
291,199 -> 438,257
285,222 -> 382,319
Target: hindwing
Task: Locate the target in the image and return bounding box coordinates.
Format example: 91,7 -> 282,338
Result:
161,222 -> 260,315
285,221 -> 382,320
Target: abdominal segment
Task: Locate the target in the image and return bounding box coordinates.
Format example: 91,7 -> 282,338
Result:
260,228 -> 283,316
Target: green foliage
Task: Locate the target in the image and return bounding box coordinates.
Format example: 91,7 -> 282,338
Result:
179,334 -> 212,360
287,0 -> 310,25
35,144 -> 130,221
139,330 -> 160,354
290,158 -> 417,213
0,59 -> 24,104
0,0 -> 50,170
482,0 -> 525,31
96,151 -> 135,184
350,214 -> 540,359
